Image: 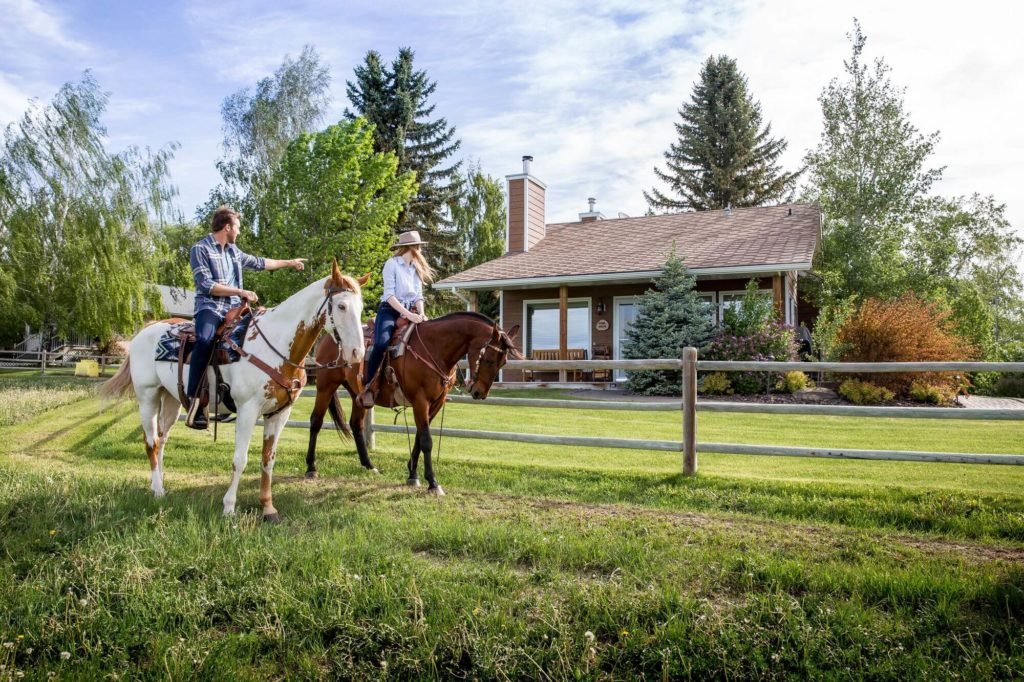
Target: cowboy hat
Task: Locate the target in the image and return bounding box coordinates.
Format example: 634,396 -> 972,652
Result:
390,230 -> 428,250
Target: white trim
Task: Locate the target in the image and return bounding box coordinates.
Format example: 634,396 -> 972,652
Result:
695,291 -> 717,326
612,296 -> 639,381
503,173 -> 548,190
498,290 -> 504,382
434,263 -> 813,291
522,296 -> 592,361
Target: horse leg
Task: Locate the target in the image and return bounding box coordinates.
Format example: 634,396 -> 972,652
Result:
138,387 -> 164,498
153,389 -> 180,496
406,437 -> 422,487
259,409 -> 289,524
344,378 -> 378,473
305,380 -> 336,479
223,401 -> 261,516
415,398 -> 444,496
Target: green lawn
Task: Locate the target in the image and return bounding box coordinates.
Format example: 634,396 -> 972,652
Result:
1,377 -> 1023,679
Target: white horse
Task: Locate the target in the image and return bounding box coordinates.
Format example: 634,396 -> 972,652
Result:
102,262 -> 368,522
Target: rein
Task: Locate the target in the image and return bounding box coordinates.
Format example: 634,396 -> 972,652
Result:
226,285 -> 357,416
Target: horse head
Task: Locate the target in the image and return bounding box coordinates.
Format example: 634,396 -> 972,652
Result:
324,260 -> 369,367
469,323 -> 521,400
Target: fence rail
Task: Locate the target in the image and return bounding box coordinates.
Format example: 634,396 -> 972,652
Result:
0,349 -> 122,374
290,351 -> 1024,471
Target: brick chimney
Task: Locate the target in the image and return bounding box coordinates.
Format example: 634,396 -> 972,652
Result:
579,197 -> 604,223
505,155 -> 546,253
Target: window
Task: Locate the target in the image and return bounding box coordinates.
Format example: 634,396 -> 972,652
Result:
718,289 -> 772,326
525,300 -> 590,357
695,292 -> 716,325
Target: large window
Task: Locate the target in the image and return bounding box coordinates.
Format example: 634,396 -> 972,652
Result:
718,289 -> 772,326
525,299 -> 590,357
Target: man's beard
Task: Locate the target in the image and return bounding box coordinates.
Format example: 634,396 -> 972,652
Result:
226,232 -> 237,245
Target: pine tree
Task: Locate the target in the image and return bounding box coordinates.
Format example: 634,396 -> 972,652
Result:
645,55 -> 799,212
346,47 -> 462,278
622,250 -> 715,395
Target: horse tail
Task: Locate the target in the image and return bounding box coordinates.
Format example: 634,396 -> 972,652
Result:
100,357 -> 134,401
327,391 -> 352,441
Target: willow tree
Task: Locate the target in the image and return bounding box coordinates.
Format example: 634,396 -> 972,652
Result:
0,73 -> 177,345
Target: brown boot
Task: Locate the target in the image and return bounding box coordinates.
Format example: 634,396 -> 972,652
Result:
357,387 -> 376,408
185,384 -> 210,430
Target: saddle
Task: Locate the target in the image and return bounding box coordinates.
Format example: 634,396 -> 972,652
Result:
365,319 -> 454,409
160,303 -> 253,412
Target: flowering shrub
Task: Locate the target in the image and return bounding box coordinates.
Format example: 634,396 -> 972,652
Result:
838,293 -> 975,398
839,379 -> 894,405
702,323 -> 798,394
908,380 -> 956,405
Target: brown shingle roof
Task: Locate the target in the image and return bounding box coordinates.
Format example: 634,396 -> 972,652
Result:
435,203 -> 820,288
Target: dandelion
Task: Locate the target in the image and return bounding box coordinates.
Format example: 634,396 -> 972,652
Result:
584,631 -> 595,643
49,529 -> 57,536
16,635 -> 24,640
25,648 -> 33,655
619,629 -> 629,638
78,599 -> 88,607
2,642 -> 13,649
60,651 -> 71,660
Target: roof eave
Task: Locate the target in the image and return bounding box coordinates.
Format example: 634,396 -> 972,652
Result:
434,262 -> 814,291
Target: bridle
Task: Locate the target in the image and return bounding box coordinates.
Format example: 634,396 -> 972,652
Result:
243,284 -> 360,373
469,334 -> 513,393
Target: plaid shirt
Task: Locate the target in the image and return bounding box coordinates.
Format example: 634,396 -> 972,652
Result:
190,234 -> 265,317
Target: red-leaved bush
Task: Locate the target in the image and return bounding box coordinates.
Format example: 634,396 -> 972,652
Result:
837,293 -> 976,398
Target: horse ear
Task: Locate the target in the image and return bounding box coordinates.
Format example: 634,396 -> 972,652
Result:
331,259 -> 343,284
491,323 -> 502,341
357,272 -> 371,287
505,324 -> 520,342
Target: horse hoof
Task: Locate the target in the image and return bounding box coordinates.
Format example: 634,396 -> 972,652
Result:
263,513 -> 282,524
406,478 -> 420,487
428,486 -> 446,497
304,470 -> 319,479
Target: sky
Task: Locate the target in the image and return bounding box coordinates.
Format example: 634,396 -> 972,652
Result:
2,0 -> 1023,246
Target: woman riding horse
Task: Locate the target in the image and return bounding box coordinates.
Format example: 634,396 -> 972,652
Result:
306,311 -> 520,495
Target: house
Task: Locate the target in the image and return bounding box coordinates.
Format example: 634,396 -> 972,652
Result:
433,156 -> 821,383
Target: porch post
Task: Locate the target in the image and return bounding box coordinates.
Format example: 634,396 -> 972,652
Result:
772,274 -> 784,321
559,285 -> 568,382
366,406 -> 376,450
469,291 -> 478,313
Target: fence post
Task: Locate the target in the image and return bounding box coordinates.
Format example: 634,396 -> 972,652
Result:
100,355 -> 107,376
682,346 -> 697,475
366,406 -> 376,450
41,349 -> 47,375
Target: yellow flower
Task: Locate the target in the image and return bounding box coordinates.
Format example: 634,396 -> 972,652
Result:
619,629 -> 629,638
49,529 -> 57,536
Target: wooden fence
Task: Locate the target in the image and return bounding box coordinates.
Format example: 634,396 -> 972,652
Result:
0,349 -> 122,375
275,350 -> 1024,472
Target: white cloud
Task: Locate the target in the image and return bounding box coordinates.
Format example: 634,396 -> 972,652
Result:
0,0 -> 89,54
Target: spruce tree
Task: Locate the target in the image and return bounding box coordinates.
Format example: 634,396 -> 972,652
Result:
645,55 -> 799,212
346,48 -> 462,278
622,250 -> 715,395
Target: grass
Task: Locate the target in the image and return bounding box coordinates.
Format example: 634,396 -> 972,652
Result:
1,378 -> 1023,679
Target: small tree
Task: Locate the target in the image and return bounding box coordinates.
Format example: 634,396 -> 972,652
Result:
722,279 -> 775,336
622,250 -> 714,395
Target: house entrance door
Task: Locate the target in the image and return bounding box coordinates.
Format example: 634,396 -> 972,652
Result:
613,298 -> 638,381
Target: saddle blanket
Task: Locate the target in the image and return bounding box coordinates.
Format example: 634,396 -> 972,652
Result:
154,314 -> 252,363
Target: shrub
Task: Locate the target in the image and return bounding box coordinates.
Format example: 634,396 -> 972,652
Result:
702,323 -> 797,394
992,375 -> 1024,398
699,372 -> 733,395
838,379 -> 894,405
908,380 -> 954,405
837,293 -> 975,398
776,371 -> 809,393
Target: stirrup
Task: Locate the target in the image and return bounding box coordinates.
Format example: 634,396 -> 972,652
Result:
185,398 -> 208,430
357,389 -> 376,408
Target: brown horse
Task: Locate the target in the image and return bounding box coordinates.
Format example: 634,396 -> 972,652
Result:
305,311 -> 520,494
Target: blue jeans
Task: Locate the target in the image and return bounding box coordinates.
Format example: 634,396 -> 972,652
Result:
364,302 -> 399,385
186,308 -> 224,399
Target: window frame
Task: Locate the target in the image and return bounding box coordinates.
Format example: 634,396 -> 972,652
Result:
521,296 -> 592,360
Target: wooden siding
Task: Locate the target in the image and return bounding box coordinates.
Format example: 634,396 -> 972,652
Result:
507,178 -> 525,252
526,181 -> 545,250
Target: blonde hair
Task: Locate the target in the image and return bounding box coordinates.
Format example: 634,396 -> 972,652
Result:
395,245 -> 435,284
